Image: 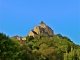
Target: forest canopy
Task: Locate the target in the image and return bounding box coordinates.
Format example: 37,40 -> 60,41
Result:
0,33 -> 80,60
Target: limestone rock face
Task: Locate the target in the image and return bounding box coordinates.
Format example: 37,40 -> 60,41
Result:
28,21 -> 54,37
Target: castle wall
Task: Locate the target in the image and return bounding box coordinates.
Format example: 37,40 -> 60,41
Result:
28,21 -> 54,37
34,26 -> 40,35
40,24 -> 46,28
28,30 -> 35,37
22,37 -> 26,40
45,26 -> 54,36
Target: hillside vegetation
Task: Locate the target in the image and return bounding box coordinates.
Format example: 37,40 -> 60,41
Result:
0,33 -> 80,60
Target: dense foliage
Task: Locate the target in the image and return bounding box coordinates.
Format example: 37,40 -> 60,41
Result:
0,33 -> 80,60
0,33 -> 30,60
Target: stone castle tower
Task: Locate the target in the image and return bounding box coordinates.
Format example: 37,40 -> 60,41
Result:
28,21 -> 54,37
40,21 -> 46,28
34,26 -> 40,35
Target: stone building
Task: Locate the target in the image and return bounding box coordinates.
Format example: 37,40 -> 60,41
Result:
12,21 -> 54,41
12,35 -> 21,40
40,21 -> 46,28
22,37 -> 26,40
28,21 -> 54,37
28,30 -> 38,37
12,36 -> 26,41
34,26 -> 40,35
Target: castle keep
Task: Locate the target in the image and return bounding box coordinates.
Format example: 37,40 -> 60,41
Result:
28,21 -> 54,37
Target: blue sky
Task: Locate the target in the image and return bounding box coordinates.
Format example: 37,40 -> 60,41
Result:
0,0 -> 80,45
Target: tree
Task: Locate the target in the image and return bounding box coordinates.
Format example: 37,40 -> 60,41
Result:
0,33 -> 30,60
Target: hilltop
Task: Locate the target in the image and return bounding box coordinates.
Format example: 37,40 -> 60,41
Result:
28,21 -> 54,37
0,21 -> 80,60
12,21 -> 54,40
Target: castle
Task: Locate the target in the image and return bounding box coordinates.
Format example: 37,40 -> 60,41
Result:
12,21 -> 54,40
28,21 -> 54,37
